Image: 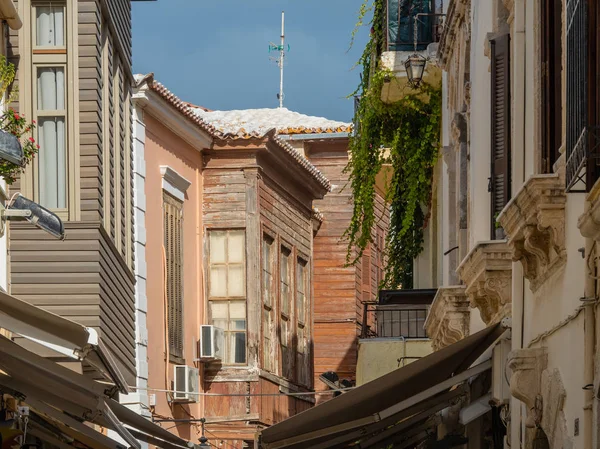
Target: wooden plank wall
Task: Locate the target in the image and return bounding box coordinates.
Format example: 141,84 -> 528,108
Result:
9,223 -> 136,384
202,152 -> 314,428
308,142 -> 360,398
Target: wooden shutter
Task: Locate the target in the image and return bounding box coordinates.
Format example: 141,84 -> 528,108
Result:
361,244 -> 371,302
541,0 -> 562,173
163,192 -> 184,359
490,34 -> 511,236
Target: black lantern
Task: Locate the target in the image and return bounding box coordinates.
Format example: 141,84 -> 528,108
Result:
404,53 -> 427,88
198,418 -> 210,449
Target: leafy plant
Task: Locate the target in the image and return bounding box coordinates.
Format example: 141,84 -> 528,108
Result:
344,0 -> 442,289
0,55 -> 39,184
493,212 -> 502,230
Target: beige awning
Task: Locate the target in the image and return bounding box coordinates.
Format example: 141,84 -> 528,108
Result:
0,334 -> 191,449
0,0 -> 21,29
260,323 -> 505,449
0,289 -> 128,393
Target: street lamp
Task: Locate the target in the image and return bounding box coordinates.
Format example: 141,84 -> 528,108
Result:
198,418 -> 210,449
404,53 -> 427,88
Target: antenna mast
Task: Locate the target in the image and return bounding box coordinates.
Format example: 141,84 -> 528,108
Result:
279,11 -> 285,108
269,11 -> 288,108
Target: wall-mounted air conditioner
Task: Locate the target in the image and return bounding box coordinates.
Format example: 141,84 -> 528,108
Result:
173,365 -> 199,402
199,325 -> 224,361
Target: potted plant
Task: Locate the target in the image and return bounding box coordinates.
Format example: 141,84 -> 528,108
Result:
0,56 -> 39,184
494,212 -> 505,240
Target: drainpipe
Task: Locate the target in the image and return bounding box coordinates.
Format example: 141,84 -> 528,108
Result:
583,220 -> 596,449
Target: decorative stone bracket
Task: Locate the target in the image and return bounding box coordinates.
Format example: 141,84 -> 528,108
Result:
424,286 -> 470,351
497,172 -> 566,293
457,240 -> 512,325
578,179 -> 600,241
508,349 -> 573,449
507,347 -> 547,428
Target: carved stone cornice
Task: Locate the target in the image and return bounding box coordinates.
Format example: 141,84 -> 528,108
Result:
457,240 -> 512,325
497,172 -> 566,292
437,0 -> 470,69
424,286 -> 470,351
508,347 -> 547,428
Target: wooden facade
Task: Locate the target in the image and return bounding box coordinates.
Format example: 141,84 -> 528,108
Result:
7,0 -> 136,384
202,138 -> 328,442
306,138 -> 389,400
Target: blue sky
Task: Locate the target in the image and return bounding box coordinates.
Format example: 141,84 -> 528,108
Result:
132,1 -> 372,122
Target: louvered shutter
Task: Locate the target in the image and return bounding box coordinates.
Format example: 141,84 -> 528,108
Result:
164,192 -> 184,359
490,34 -> 511,236
361,244 -> 371,302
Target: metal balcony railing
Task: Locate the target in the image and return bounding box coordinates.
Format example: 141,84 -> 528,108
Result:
386,0 -> 444,52
360,289 -> 436,339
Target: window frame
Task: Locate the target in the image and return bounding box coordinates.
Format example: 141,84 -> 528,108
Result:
295,255 -> 310,386
207,228 -> 247,366
163,191 -> 184,362
26,0 -> 73,219
279,243 -> 294,379
261,231 -> 277,373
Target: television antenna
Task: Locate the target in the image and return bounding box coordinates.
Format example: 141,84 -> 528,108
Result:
268,11 -> 289,108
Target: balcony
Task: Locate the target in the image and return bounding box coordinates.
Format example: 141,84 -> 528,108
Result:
497,169 -> 566,293
379,0 -> 444,103
356,289 -> 435,385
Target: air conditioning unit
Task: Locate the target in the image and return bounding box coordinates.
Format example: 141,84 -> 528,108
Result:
173,365 -> 199,403
199,325 -> 224,361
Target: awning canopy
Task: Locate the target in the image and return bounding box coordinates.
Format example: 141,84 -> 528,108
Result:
0,289 -> 128,393
260,323 -> 505,449
0,334 -> 191,449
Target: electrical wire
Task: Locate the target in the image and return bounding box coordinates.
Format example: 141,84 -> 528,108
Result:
128,385 -> 355,397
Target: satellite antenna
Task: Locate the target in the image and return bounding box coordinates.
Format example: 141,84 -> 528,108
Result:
268,11 -> 289,108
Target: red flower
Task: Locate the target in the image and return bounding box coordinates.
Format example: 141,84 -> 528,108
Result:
32,120 -> 36,124
13,113 -> 20,120
36,145 -> 40,149
28,137 -> 35,143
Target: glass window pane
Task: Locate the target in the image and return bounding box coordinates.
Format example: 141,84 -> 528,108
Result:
37,68 -> 65,111
228,264 -> 245,297
209,266 -> 227,297
209,231 -> 227,263
36,6 -> 65,47
210,301 -> 228,319
229,301 -> 246,319
38,117 -> 66,209
263,271 -> 272,306
232,319 -> 246,331
233,332 -> 246,364
228,231 -> 245,263
297,293 -> 305,323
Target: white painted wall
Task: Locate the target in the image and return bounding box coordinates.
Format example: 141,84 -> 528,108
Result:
469,0 -> 493,247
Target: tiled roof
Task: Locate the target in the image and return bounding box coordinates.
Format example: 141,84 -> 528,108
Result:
134,74 -> 219,137
133,75 -> 331,192
192,107 -> 352,137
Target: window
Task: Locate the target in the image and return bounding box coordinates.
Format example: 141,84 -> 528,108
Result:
279,246 -> 293,379
296,258 -> 309,386
262,234 -> 276,372
208,230 -> 246,364
163,192 -> 183,359
32,2 -> 67,211
490,34 -> 511,237
541,0 -> 562,173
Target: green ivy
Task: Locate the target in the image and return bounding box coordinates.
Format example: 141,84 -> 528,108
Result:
345,5 -> 442,289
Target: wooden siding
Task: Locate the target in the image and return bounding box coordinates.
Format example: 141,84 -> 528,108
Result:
9,222 -> 136,384
308,139 -> 388,400
79,0 -> 103,223
309,147 -> 359,393
101,0 -> 131,66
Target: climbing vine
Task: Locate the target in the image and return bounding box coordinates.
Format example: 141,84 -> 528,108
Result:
345,0 -> 442,289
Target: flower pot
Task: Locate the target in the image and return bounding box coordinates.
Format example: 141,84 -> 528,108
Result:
495,227 -> 505,240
